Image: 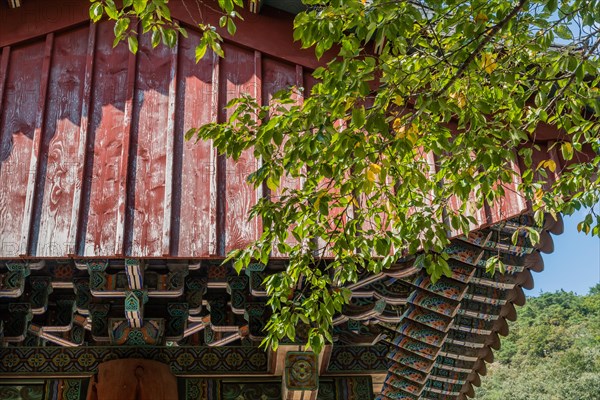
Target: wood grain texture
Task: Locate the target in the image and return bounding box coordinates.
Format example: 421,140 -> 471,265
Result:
173,30 -> 218,257
34,27 -> 90,257
68,22 -> 97,254
0,41 -> 45,257
128,31 -> 177,257
19,33 -> 54,255
219,44 -> 262,256
80,21 -> 131,257
161,24 -> 180,256
262,57 -> 301,258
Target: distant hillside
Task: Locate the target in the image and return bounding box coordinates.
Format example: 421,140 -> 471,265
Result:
475,284 -> 600,400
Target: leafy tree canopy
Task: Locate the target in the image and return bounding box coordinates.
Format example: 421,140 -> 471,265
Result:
90,0 -> 600,352
477,287 -> 600,399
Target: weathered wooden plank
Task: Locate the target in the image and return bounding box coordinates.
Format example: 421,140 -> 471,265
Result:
161,27 -> 180,256
17,34 -> 54,256
220,44 -> 262,255
0,40 -> 45,257
209,53 -> 220,257
81,21 -> 131,257
262,57 -> 300,258
34,26 -> 90,257
129,32 -> 178,257
116,41 -> 138,256
0,45 -> 13,258
173,30 -> 218,257
68,22 -> 97,255
0,47 -> 9,112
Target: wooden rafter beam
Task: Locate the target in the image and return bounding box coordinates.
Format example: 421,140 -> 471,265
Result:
248,0 -> 263,13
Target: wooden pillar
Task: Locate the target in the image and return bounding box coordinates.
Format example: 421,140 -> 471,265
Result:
86,359 -> 178,400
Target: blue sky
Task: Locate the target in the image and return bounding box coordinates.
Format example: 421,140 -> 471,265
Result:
528,208 -> 600,296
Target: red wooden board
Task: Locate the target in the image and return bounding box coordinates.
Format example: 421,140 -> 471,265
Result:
0,41 -> 46,257
174,31 -> 218,257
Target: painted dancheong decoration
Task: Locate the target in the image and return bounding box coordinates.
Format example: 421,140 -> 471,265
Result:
0,0 -> 583,399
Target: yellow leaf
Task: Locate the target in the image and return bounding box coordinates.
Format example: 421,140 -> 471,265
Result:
314,191 -> 326,209
266,176 -> 279,191
561,142 -> 573,161
480,53 -> 497,74
534,188 -> 544,202
367,163 -> 381,182
393,118 -> 403,131
475,12 -> 488,23
450,92 -> 466,108
537,159 -> 557,173
393,95 -> 404,106
395,123 -> 419,145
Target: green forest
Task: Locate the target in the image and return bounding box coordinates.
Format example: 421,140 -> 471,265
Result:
476,284 -> 600,399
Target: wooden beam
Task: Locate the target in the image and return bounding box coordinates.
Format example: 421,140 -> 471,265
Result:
0,346 -> 272,376
282,351 -> 318,400
248,0 -> 264,13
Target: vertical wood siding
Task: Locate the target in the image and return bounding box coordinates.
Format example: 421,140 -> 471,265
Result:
0,21 -> 565,259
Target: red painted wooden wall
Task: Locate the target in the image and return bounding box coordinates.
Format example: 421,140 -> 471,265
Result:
0,1 -> 576,259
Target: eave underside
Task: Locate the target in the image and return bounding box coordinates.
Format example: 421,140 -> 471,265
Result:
1,213 -> 563,400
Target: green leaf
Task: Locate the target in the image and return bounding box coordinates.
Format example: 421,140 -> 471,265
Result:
352,106 -> 365,128
89,2 -> 104,22
545,0 -> 558,12
511,229 -> 519,245
286,324 -> 295,341
151,29 -> 161,48
266,176 -> 279,191
218,0 -> 234,13
195,43 -> 208,62
528,228 -> 540,246
211,41 -> 225,58
133,0 -> 148,14
227,18 -> 237,36
127,36 -> 138,54
178,26 -> 189,39
114,18 -> 130,39
163,29 -> 177,48
555,25 -> 573,41
561,142 -> 573,161
104,0 -> 118,19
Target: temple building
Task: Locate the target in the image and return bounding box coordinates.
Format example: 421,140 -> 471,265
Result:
0,1 -> 589,399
